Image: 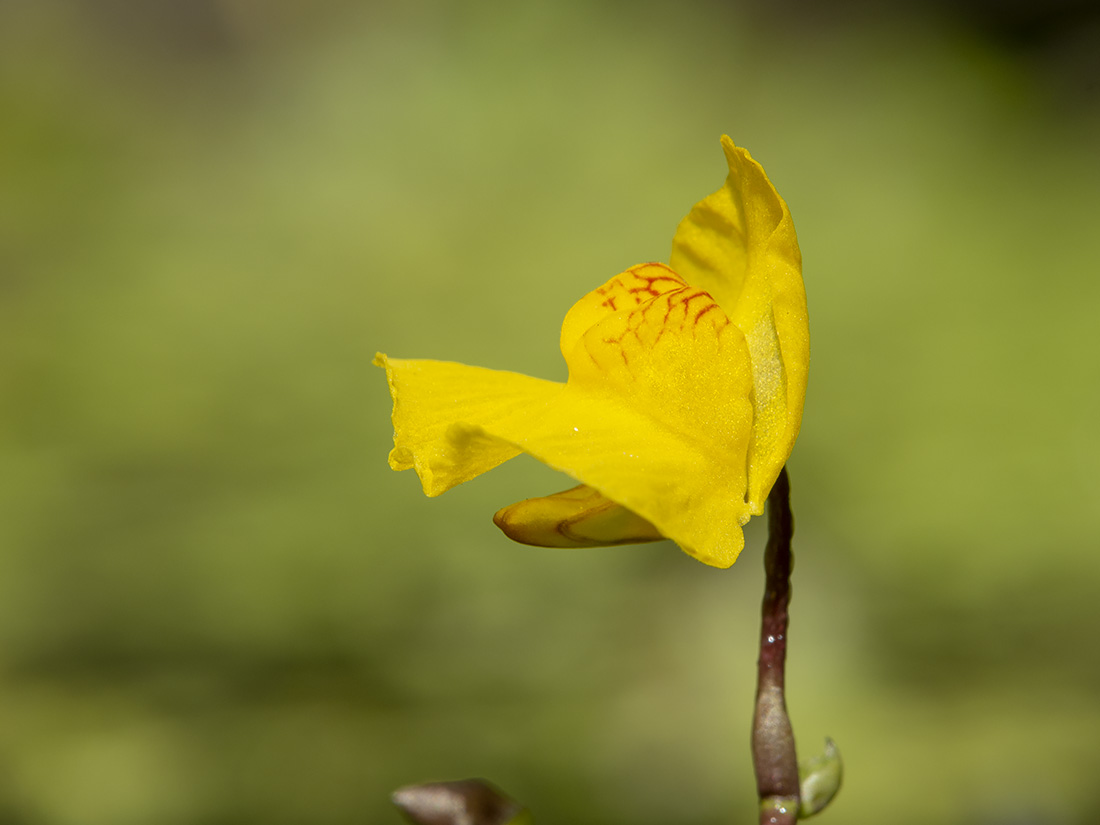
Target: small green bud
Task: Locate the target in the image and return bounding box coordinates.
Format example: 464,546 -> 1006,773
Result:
797,738 -> 842,818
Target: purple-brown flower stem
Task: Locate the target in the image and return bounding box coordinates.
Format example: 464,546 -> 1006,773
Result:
752,466 -> 800,825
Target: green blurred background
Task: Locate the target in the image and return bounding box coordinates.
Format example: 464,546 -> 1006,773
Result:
3,1 -> 1100,823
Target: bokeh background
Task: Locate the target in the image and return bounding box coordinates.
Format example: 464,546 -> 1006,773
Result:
3,1 -> 1100,823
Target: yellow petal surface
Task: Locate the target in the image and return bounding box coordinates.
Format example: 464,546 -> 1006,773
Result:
378,263 -> 756,567
670,137 -> 808,513
375,354 -> 561,497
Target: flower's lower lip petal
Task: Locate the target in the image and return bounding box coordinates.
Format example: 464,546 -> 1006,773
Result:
377,264 -> 764,568
377,347 -> 749,566
489,394 -> 751,568
374,352 -> 562,496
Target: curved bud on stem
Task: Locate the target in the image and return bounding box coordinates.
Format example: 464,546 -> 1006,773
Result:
392,779 -> 531,825
798,738 -> 843,818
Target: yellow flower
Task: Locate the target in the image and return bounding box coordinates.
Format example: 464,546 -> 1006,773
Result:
375,136 -> 807,568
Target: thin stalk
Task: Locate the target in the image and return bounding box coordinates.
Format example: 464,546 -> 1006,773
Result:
752,466 -> 799,825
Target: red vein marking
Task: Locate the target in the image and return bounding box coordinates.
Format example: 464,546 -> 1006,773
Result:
663,294 -> 688,324
694,303 -> 720,323
650,322 -> 666,348
626,270 -> 683,297
628,283 -> 676,295
678,289 -> 709,306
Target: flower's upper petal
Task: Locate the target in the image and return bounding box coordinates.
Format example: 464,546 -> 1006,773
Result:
669,136 -> 808,513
